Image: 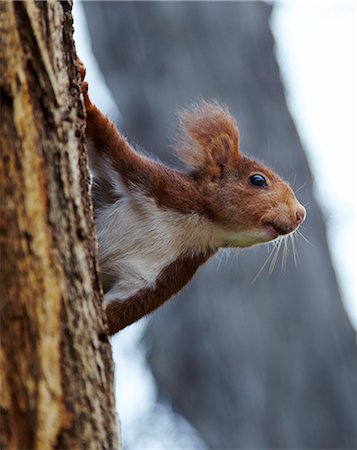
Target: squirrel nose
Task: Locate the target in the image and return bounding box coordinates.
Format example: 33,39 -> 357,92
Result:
295,205 -> 306,225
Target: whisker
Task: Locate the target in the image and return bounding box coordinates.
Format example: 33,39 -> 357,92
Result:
216,250 -> 224,271
289,235 -> 295,270
296,228 -> 314,246
281,237 -> 286,272
224,249 -> 231,265
251,227 -> 303,283
269,238 -> 282,275
295,181 -> 307,194
290,172 -> 297,189
281,236 -> 289,272
286,236 -> 290,271
251,242 -> 277,284
290,232 -> 301,266
234,249 -> 240,275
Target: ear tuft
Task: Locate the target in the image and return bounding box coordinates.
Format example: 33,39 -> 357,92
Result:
175,101 -> 240,175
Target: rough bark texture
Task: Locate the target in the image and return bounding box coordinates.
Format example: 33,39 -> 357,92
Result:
0,2 -> 119,449
83,2 -> 357,449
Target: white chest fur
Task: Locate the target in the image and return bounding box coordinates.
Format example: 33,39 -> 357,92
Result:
95,190 -> 217,304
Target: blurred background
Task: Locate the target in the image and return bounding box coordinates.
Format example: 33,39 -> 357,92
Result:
74,2 -> 357,448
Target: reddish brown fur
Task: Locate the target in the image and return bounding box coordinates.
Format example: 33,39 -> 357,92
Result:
79,61 -> 305,335
84,98 -> 297,233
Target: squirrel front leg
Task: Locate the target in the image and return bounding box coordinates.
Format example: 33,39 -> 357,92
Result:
106,251 -> 212,334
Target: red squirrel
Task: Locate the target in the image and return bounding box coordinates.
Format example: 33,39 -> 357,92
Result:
79,63 -> 306,336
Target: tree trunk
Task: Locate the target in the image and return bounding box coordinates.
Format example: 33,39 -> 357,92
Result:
0,2 -> 119,449
83,2 -> 357,448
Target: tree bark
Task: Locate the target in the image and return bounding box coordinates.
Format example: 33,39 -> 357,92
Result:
0,2 -> 119,449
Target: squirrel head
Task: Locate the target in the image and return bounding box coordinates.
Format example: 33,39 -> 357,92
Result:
176,101 -> 306,248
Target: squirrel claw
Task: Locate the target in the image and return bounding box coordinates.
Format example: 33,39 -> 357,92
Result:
77,58 -> 91,108
77,58 -> 86,82
82,81 -> 89,96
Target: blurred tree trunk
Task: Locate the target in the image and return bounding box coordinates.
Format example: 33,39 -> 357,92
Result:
0,2 -> 119,449
83,2 -> 357,449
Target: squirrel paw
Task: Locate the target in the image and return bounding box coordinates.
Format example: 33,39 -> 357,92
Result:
78,58 -> 86,82
77,58 -> 91,109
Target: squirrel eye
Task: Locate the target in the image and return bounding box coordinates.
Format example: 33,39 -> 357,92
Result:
249,174 -> 267,188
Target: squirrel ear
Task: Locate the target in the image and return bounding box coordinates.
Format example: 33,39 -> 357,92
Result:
175,101 -> 240,175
